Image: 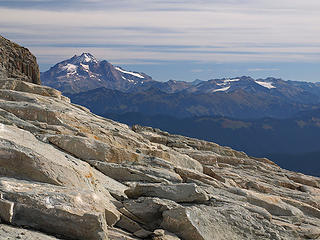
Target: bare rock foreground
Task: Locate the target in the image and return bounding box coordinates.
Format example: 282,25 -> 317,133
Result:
0,35 -> 320,239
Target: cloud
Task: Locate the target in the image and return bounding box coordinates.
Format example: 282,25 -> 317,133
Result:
191,69 -> 205,73
1,0 -> 319,12
0,0 -> 320,72
248,68 -> 279,72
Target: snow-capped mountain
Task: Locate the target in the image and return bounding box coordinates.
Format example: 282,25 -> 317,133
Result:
41,53 -> 154,93
185,76 -> 279,94
175,76 -> 320,104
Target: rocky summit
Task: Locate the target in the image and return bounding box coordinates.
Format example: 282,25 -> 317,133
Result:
1,36 -> 320,240
0,36 -> 40,85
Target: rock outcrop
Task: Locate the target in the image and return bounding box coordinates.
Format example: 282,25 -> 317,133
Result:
0,35 -> 40,84
1,35 -> 320,239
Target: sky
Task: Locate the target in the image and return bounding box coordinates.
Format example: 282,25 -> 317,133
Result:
0,0 -> 319,82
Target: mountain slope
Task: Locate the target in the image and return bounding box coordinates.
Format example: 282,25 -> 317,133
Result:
67,86 -> 318,119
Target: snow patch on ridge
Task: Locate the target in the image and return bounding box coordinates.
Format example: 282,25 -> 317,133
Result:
62,64 -> 78,76
255,81 -> 276,89
217,79 -> 240,86
80,53 -> 98,63
115,67 -> 145,79
83,54 -> 93,63
213,86 -> 230,92
72,53 -> 98,64
80,63 -> 89,72
224,78 -> 240,83
121,75 -> 135,83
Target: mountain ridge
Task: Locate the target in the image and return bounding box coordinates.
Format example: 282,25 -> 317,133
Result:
41,53 -> 320,95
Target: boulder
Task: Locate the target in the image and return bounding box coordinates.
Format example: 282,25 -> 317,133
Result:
161,204 -> 299,240
153,229 -> 181,240
0,177 -> 108,240
161,207 -> 214,240
48,134 -> 139,164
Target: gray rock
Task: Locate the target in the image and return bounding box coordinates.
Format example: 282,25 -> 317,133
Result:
115,214 -> 143,233
242,189 -> 304,217
133,229 -> 153,238
153,229 -> 181,240
107,227 -> 142,240
125,183 -> 209,203
0,198 -> 14,223
0,35 -> 40,84
0,79 -> 67,101
0,124 -> 128,201
161,207 -> 210,240
48,134 -> 114,162
0,224 -> 61,240
0,108 -> 42,132
88,160 -> 182,183
123,197 -> 180,228
0,177 -> 108,240
161,204 -> 299,240
175,167 -> 222,187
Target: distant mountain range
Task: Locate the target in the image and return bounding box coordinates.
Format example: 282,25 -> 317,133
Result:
41,53 -> 320,176
42,53 -> 320,119
41,53 -> 320,97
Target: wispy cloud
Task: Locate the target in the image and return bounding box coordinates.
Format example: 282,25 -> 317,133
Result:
0,0 -> 320,77
248,68 -> 280,72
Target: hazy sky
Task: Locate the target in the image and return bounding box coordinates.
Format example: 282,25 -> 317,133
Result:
0,0 -> 319,82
